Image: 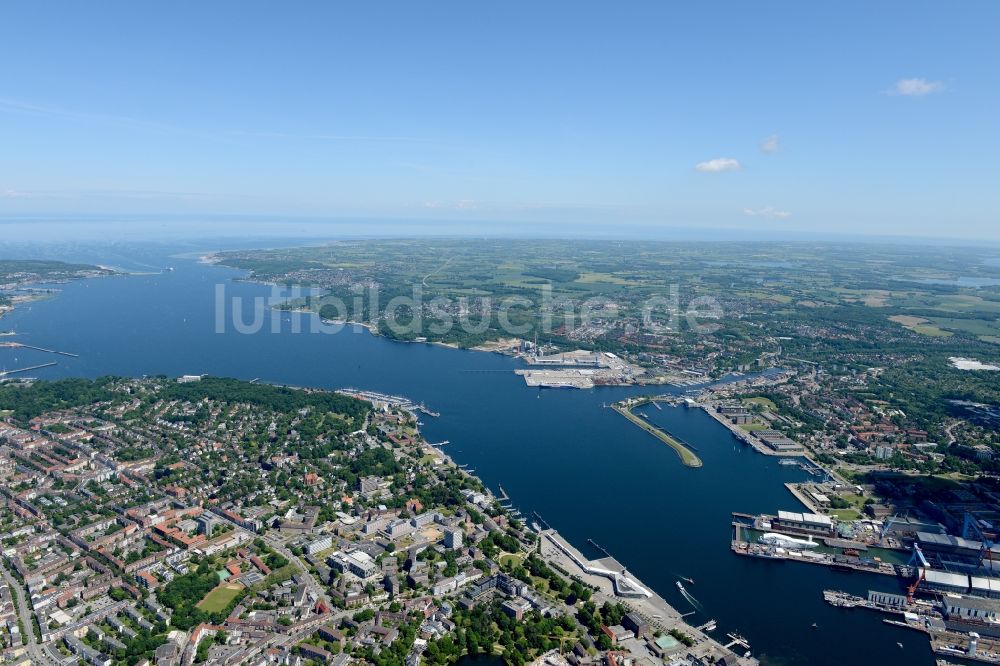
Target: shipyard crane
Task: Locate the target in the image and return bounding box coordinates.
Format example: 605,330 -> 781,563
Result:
907,543 -> 929,568
906,566 -> 926,603
905,543 -> 930,603
962,512 -> 998,569
880,512 -> 908,544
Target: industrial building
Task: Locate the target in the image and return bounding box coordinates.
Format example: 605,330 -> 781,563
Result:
917,531 -> 1000,568
774,510 -> 835,536
757,430 -> 805,453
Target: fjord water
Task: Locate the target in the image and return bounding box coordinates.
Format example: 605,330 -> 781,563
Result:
1,242 -> 931,666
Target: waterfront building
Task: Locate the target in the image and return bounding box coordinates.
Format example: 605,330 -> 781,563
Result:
944,595 -> 1000,621
774,510 -> 834,536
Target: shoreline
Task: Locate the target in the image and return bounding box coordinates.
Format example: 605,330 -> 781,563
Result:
415,417 -> 753,665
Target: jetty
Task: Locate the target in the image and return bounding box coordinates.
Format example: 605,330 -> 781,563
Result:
0,342 -> 78,357
612,399 -> 703,468
337,387 -> 439,419
588,538 -> 612,559
0,362 -> 57,377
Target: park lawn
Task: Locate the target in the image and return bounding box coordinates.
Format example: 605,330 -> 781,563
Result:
740,423 -> 768,432
499,552 -> 525,568
197,582 -> 244,613
830,509 -> 862,521
839,493 -> 868,509
743,397 -> 777,411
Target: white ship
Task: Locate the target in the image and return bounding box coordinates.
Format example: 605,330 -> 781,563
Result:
759,532 -> 819,550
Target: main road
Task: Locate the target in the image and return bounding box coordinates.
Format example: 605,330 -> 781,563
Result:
0,560 -> 62,666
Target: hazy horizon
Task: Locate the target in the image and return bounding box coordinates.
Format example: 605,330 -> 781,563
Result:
1,214 -> 1000,248
3,2 -> 999,241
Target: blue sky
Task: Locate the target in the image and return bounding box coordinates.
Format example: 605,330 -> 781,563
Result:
1,1 -> 998,240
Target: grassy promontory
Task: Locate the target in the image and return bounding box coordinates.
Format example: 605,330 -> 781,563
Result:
612,399 -> 703,468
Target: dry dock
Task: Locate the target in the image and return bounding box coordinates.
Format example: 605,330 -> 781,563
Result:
731,515 -> 898,576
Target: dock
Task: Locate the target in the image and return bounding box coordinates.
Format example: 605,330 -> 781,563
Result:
587,538 -> 612,559
724,633 -> 750,651
337,387 -> 439,419
731,514 -> 898,576
0,362 -> 57,377
1,342 -> 78,357
612,400 -> 703,468
531,511 -> 551,531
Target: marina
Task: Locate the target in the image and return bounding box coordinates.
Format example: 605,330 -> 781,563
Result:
337,387 -> 440,418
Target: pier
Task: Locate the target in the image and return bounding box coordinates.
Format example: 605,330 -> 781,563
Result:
587,538 -> 612,559
724,633 -> 750,651
544,531 -> 651,598
337,387 -> 439,419
531,511 -> 551,531
612,399 -> 703,468
0,362 -> 57,377
1,342 -> 78,357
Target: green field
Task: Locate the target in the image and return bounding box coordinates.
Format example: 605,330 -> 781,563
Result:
196,583 -> 243,612
499,552 -> 525,568
743,397 -> 777,411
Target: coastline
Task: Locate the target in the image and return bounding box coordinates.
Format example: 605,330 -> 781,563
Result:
415,419 -> 753,665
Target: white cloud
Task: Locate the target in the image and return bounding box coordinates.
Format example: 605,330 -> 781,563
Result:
743,206 -> 791,219
423,199 -> 479,210
889,78 -> 944,96
759,134 -> 779,153
695,157 -> 741,173
0,189 -> 34,198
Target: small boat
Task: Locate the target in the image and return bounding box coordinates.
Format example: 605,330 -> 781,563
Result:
676,581 -> 685,592
811,623 -> 818,629
682,576 -> 695,585
897,642 -> 903,649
